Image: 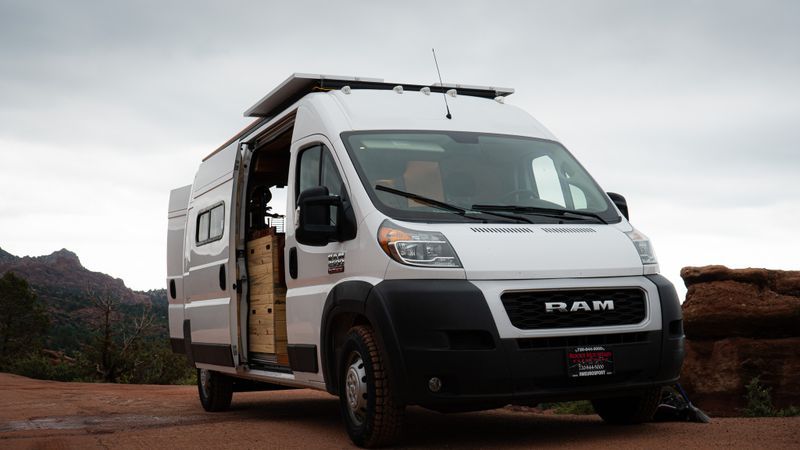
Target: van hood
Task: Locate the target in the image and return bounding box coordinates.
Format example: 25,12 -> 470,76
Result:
442,224 -> 644,280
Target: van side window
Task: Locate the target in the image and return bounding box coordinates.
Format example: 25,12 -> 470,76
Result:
197,213 -> 209,242
296,144 -> 347,226
321,150 -> 345,199
296,144 -> 347,200
297,145 -> 322,199
196,203 -> 224,244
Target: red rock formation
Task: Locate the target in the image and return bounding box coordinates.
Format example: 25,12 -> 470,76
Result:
680,265 -> 800,416
0,247 -> 149,305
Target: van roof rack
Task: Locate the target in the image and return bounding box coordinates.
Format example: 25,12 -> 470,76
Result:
244,73 -> 515,118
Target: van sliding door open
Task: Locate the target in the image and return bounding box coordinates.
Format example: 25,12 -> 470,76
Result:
183,141 -> 242,369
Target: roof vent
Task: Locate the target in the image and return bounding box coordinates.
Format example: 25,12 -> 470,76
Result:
393,85 -> 403,94
541,227 -> 597,234
470,227 -> 534,234
421,87 -> 431,96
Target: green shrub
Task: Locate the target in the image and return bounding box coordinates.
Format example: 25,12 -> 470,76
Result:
114,340 -> 195,385
776,406 -> 800,417
6,352 -> 84,382
744,377 -> 800,417
541,400 -> 595,415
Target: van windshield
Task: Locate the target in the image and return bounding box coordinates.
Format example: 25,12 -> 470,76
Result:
341,131 -> 620,224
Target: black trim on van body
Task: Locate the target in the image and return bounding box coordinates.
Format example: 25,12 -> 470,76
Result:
288,344 -> 319,373
320,280 -> 375,395
646,273 -> 685,380
321,278 -> 683,412
170,338 -> 184,354
191,343 -> 235,367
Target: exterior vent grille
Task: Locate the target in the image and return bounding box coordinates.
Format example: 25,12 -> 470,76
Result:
541,227 -> 596,234
501,289 -> 646,330
470,227 -> 533,234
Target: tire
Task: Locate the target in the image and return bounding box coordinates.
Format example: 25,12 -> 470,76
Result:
339,325 -> 405,448
197,368 -> 233,412
592,386 -> 663,424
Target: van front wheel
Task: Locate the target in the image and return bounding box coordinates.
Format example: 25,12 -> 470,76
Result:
197,368 -> 233,412
339,325 -> 405,447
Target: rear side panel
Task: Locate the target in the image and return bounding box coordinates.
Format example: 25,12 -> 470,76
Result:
167,185 -> 192,350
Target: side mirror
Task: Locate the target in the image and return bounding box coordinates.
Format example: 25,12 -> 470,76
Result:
297,186 -> 340,246
606,192 -> 629,220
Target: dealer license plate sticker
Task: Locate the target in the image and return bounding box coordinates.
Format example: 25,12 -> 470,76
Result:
567,346 -> 614,378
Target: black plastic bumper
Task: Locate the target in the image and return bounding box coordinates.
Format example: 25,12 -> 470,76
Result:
364,277 -> 684,412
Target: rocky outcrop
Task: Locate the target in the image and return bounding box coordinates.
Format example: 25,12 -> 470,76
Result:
0,247 -> 148,306
0,247 -> 16,263
0,246 -> 165,354
680,265 -> 800,416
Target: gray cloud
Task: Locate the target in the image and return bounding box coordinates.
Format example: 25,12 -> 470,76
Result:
1,0 -> 798,290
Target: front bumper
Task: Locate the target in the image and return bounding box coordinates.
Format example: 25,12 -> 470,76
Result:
365,275 -> 684,411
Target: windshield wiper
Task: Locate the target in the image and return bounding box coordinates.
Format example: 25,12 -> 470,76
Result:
472,204 -> 608,224
375,185 -> 531,223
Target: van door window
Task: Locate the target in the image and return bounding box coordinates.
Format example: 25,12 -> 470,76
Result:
296,144 -> 348,225
297,144 -> 347,198
321,150 -> 345,198
321,149 -> 347,226
196,203 -> 225,244
210,204 -> 225,238
297,145 -> 322,199
197,213 -> 210,242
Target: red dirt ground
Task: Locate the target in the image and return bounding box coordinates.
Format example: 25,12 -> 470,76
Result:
1,373 -> 797,449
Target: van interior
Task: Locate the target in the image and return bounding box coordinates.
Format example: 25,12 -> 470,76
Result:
243,119 -> 293,369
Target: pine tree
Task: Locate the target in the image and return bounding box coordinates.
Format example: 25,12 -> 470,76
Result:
0,272 -> 49,366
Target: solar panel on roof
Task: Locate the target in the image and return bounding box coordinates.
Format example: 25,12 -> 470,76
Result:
243,73 -> 514,118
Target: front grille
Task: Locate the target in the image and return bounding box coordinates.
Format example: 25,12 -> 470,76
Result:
501,288 -> 646,330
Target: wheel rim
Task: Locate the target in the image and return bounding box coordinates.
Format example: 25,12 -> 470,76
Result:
199,368 -> 211,398
344,352 -> 368,426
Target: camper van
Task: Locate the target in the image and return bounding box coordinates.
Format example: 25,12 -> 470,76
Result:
167,74 -> 684,447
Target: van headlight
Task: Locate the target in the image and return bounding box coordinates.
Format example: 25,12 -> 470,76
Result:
378,220 -> 462,268
625,228 -> 658,265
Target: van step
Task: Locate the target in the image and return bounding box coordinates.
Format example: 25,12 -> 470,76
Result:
248,357 -> 293,374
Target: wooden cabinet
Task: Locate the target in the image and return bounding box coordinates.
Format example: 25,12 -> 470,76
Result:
246,233 -> 287,364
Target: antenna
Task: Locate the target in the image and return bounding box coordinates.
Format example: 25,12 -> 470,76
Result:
431,48 -> 452,120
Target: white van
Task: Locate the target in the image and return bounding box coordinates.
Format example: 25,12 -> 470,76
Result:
167,73 -> 684,447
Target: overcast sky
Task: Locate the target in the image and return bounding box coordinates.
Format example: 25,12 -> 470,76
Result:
1,0 -> 798,298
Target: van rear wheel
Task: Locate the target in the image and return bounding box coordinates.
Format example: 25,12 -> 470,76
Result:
592,386 -> 663,424
339,325 -> 405,448
197,368 -> 233,412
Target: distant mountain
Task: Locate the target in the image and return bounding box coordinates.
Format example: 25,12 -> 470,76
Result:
0,247 -> 167,353
0,247 -> 150,306
0,247 -> 17,264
